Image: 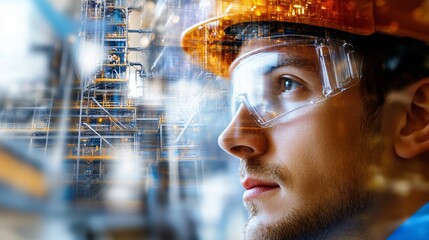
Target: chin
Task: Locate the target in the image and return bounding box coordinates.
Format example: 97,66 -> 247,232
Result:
242,202 -> 363,240
243,208 -> 306,240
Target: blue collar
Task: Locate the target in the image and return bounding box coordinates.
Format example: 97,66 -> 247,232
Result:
388,202 -> 429,240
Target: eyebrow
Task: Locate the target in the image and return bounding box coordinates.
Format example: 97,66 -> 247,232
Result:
270,56 -> 318,74
231,52 -> 318,77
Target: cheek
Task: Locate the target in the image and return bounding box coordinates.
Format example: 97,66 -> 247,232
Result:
270,89 -> 367,199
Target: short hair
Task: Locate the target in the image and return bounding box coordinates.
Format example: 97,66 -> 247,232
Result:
359,34 -> 429,128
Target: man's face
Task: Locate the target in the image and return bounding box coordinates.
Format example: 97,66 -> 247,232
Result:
218,38 -> 379,239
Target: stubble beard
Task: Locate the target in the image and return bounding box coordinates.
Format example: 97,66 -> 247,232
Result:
243,189 -> 371,240
240,130 -> 380,240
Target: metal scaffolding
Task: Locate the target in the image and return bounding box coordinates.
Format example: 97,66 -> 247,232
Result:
0,0 -> 240,239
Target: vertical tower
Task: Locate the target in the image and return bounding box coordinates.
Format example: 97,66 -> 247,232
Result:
76,0 -> 138,201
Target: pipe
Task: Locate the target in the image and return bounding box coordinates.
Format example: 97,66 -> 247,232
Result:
128,29 -> 153,34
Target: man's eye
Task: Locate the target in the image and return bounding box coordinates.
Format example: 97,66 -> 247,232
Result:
278,75 -> 303,93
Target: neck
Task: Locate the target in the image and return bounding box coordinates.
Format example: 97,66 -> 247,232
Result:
368,190 -> 429,239
324,190 -> 429,240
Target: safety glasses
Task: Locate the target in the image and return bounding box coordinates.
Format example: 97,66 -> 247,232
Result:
229,35 -> 362,128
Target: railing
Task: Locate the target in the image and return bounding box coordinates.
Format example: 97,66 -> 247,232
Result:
0,123 -> 49,131
67,146 -> 113,158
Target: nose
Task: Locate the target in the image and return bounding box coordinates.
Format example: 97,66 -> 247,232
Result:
218,105 -> 269,159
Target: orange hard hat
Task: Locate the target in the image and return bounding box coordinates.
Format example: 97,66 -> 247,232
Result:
181,0 -> 429,78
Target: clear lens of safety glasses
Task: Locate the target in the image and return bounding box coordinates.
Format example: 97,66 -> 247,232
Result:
229,35 -> 362,128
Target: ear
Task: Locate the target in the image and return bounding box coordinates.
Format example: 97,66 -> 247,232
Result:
395,78 -> 429,159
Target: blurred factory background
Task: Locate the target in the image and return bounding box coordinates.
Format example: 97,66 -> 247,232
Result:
0,0 -> 246,239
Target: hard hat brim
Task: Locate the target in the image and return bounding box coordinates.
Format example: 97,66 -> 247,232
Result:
181,1 -> 429,78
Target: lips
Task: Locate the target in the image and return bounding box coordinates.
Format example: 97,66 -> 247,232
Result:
241,177 -> 280,201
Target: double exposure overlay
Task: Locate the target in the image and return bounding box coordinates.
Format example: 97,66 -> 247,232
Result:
1,0 -> 428,240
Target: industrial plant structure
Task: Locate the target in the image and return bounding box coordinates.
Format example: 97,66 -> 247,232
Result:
0,0 -> 242,239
